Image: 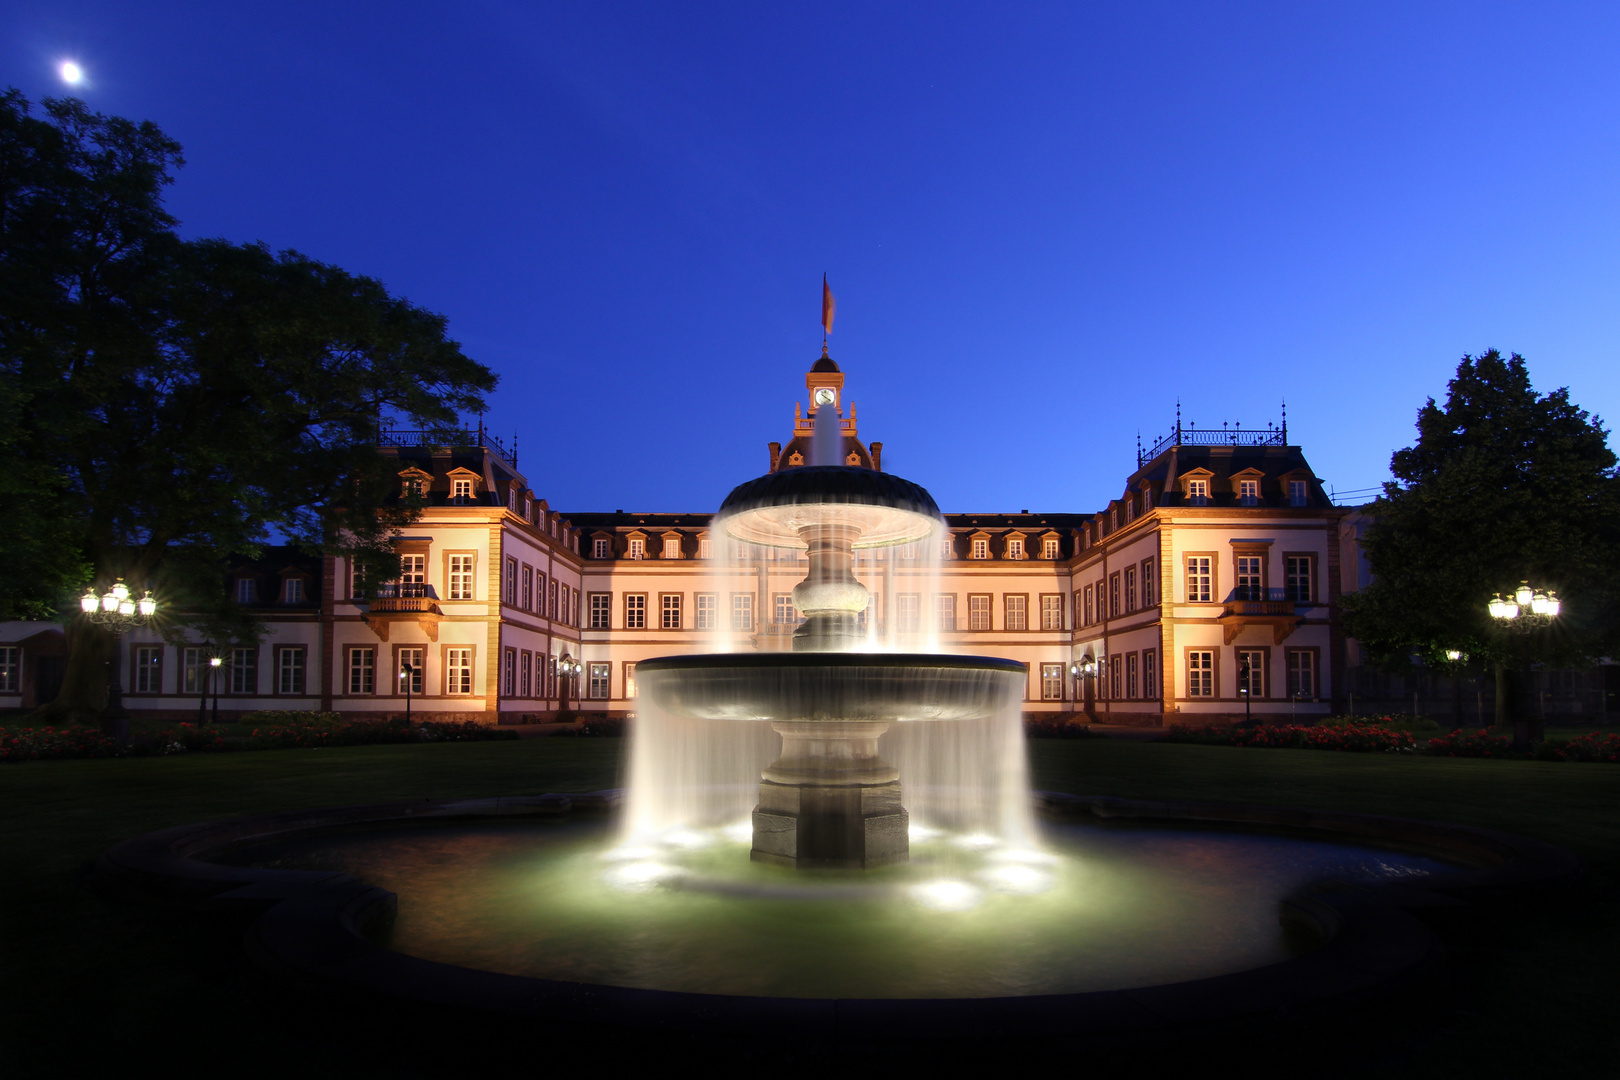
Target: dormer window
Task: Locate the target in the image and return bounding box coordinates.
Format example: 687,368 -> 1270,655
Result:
236,578 -> 257,603
971,537 -> 989,560
662,535 -> 681,559
1042,536 -> 1059,560
628,537 -> 645,560
451,478 -> 474,502
1006,537 -> 1025,560
284,578 -> 305,604
593,538 -> 610,559
1289,480 -> 1308,506
1187,479 -> 1209,505
1239,479 -> 1260,506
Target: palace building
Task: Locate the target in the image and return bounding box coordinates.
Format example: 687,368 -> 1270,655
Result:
0,351 -> 1352,726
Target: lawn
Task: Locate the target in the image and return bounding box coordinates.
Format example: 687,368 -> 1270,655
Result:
1,738 -> 1615,1076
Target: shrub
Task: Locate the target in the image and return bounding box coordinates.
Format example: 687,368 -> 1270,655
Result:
1166,723 -> 1417,753
1426,729 -> 1514,758
1024,717 -> 1102,739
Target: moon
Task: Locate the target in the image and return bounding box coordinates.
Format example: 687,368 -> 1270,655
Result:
59,61 -> 84,85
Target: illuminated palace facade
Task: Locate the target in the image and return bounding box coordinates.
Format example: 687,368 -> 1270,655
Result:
0,353 -> 1350,725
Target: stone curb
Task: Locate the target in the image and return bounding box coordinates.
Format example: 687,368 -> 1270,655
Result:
94,790 -> 1578,1044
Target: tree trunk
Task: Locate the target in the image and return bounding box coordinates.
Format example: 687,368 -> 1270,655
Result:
30,616 -> 115,726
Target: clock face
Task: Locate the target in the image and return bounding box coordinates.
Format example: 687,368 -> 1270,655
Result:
813,387 -> 836,407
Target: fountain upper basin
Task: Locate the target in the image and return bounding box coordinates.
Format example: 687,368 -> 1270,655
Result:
636,652 -> 1026,724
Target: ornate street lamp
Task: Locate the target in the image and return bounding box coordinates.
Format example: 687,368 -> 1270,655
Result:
79,579 -> 160,739
1487,580 -> 1561,747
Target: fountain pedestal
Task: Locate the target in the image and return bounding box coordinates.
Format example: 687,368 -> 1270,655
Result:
751,721 -> 908,869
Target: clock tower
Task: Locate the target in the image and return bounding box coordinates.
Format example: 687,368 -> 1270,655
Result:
766,346 -> 882,472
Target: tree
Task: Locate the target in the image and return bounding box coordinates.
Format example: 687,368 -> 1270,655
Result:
1341,351 -> 1620,739
0,91 -> 497,723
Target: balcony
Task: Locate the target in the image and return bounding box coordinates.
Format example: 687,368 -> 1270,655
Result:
1217,587 -> 1301,645
363,583 -> 442,642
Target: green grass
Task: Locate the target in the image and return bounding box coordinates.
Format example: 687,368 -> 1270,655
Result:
1,739 -> 1616,1075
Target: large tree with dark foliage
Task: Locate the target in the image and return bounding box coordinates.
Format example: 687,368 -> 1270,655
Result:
1341,351 -> 1620,731
0,90 -> 496,723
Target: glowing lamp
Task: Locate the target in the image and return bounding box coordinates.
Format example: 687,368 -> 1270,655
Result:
1514,583 -> 1534,607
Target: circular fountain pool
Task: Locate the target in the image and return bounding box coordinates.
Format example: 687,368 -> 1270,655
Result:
215,816 -> 1456,999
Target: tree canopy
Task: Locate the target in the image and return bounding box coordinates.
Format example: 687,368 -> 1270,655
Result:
1342,350 -> 1620,671
0,90 -> 496,715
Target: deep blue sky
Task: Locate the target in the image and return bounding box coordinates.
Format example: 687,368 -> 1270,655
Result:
10,3 -> 1620,514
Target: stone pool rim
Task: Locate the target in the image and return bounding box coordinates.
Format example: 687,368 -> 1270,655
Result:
94,791 -> 1578,1043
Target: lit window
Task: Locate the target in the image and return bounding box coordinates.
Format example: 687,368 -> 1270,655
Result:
448,555 -> 474,600
279,648 -> 306,695
971,537 -> 989,560
1289,480 -> 1308,507
1187,479 -> 1209,505
731,593 -> 754,631
661,594 -> 682,629
589,593 -> 611,629
897,593 -> 920,633
1007,537 -> 1025,560
1041,663 -> 1064,701
1239,479 -> 1260,506
1041,594 -> 1062,630
968,594 -> 991,630
593,537 -> 610,559
695,593 -> 717,629
1187,650 -> 1214,697
348,647 -> 375,695
446,648 -> 472,694
1042,536 -> 1059,560
937,594 -> 956,631
628,537 -> 645,560
588,663 -> 610,699
236,578 -> 257,604
1186,556 -> 1212,603
663,535 -> 681,559
133,646 -> 161,693
625,594 -> 646,629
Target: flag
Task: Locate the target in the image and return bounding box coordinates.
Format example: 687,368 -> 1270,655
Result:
821,274 -> 836,338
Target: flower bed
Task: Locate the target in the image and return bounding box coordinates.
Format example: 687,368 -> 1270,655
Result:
1,717 -> 515,763
1166,723 -> 1417,753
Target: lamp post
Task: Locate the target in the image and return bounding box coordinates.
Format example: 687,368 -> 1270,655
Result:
79,580 -> 159,741
1487,581 -> 1561,749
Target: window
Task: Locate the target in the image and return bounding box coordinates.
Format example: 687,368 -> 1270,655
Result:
1289,480 -> 1308,507
1238,649 -> 1266,700
1109,573 -> 1121,618
699,536 -> 712,560
1236,555 -> 1264,601
182,647 -> 208,694
0,646 -> 18,693
1285,555 -> 1315,603
624,662 -> 637,699
937,594 -> 956,631
968,594 -> 992,630
625,594 -> 646,629
133,646 -> 161,693
522,566 -> 533,610
348,647 -> 375,695
1187,650 -> 1214,697
661,593 -> 682,629
1006,537 -> 1025,560
1042,536 -> 1060,560
549,580 -> 558,620
1041,663 -> 1064,701
520,652 -> 532,697
278,648 -> 306,695
1083,585 -> 1094,627
593,537 -> 610,559
587,662 -> 610,699
503,648 -> 516,696
695,593 -> 718,630
731,593 -> 755,631
504,558 -> 518,605
971,537 -> 989,560
1124,567 -> 1137,612
399,554 -> 425,585
399,647 -> 424,695
1239,479 -> 1260,506
451,477 -> 474,502
1287,650 -> 1317,700
236,577 -> 257,604
1187,479 -> 1209,505
448,554 -> 475,600
284,578 -> 305,604
1110,655 -> 1123,699
896,593 -> 921,633
1005,595 -> 1027,631
1141,557 -> 1157,606
1143,649 -> 1158,699
446,648 -> 473,694
589,593 -> 611,629
663,535 -> 681,559
774,593 -> 796,625
230,648 -> 257,694
1186,556 -> 1213,603
1040,594 -> 1063,631
628,537 -> 645,560
1126,652 -> 1139,699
